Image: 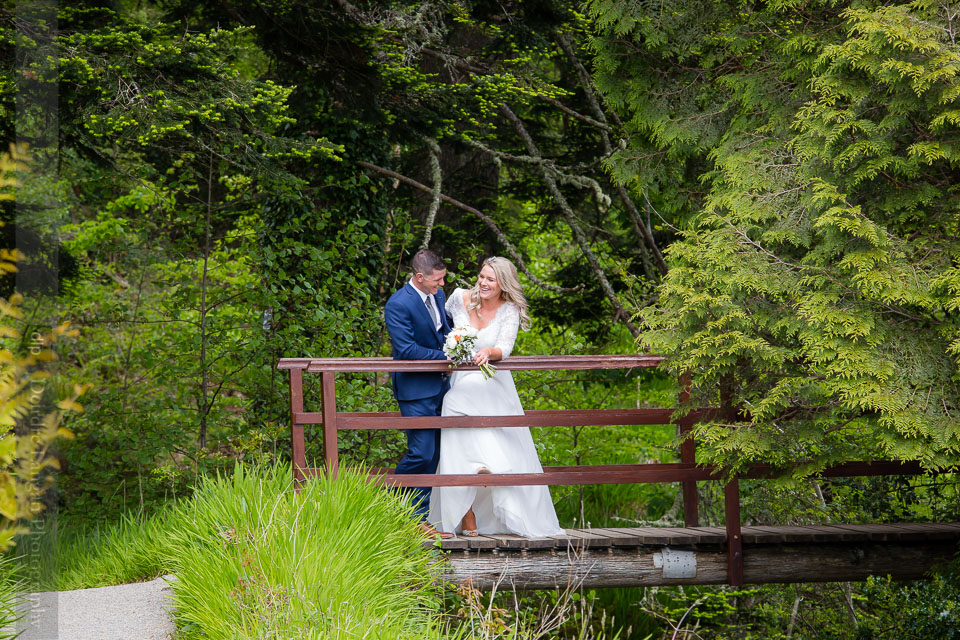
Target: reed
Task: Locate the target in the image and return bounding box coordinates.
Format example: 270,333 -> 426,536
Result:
54,511 -> 178,590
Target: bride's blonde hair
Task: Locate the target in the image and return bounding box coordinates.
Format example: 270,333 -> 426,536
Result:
467,256 -> 531,330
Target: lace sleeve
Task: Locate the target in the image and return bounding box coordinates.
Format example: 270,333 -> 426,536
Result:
445,288 -> 462,323
494,303 -> 520,359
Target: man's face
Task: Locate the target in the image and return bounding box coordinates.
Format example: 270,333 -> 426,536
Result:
416,268 -> 446,295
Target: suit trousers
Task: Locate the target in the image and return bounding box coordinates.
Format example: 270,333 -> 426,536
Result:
394,389 -> 446,519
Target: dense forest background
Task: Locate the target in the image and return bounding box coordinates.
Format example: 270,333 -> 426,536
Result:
4,0 -> 960,637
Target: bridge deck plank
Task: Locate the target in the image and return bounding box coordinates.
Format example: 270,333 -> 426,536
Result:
800,525 -> 866,542
875,523 -> 959,541
681,526 -> 727,544
439,536 -> 472,550
740,526 -> 787,544
836,524 -> 911,541
604,527 -> 704,545
591,528 -> 647,546
429,522 -> 960,550
885,523 -> 960,540
484,533 -> 550,550
465,535 -> 500,549
603,527 -> 669,545
559,528 -> 621,547
546,532 -> 578,547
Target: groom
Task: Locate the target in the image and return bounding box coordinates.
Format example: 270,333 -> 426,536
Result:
384,249 -> 452,533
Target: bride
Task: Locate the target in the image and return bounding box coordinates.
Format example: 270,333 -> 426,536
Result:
428,257 -> 565,538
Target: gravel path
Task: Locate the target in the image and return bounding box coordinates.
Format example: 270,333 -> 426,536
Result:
10,576 -> 177,640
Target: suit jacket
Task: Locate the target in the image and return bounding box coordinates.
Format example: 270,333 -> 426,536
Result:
384,283 -> 452,401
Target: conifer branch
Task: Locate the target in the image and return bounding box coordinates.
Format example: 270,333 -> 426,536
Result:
499,104 -> 641,338
721,216 -> 934,325
539,96 -> 612,131
357,161 -> 581,293
419,46 -> 616,131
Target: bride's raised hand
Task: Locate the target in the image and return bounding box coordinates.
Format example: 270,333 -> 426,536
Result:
473,347 -> 496,365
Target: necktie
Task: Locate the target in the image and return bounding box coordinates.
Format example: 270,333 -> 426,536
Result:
425,295 -> 439,329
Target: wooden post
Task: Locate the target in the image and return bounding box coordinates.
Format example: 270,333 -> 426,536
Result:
289,368 -> 306,490
321,371 -> 339,479
724,477 -> 744,587
678,372 -> 698,527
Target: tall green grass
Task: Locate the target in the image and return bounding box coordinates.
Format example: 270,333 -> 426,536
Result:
56,464 -> 450,639
168,464 -> 447,639
54,511 -> 178,590
0,556 -> 22,639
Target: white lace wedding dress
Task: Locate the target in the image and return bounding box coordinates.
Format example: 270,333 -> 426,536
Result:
428,288 -> 565,538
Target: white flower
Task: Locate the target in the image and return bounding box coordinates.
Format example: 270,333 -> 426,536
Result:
443,327 -> 480,365
442,326 -> 495,379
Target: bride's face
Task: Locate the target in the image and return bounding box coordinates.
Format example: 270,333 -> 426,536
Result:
477,265 -> 501,301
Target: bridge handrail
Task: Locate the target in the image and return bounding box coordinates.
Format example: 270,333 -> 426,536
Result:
277,354 -> 667,372
278,354 -> 928,587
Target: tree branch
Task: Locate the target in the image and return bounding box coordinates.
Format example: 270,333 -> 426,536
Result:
555,31 -> 669,276
463,137 -> 611,209
540,95 -> 612,131
499,104 -> 641,338
357,161 -> 581,293
420,136 -> 442,249
419,46 -> 618,132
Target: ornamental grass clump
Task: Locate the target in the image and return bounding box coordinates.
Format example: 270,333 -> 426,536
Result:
53,511 -> 179,590
0,557 -> 22,639
168,464 -> 447,639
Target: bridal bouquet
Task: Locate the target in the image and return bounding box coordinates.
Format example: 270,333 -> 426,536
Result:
443,327 -> 496,379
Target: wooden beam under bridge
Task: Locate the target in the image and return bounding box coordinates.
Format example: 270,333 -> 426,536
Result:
429,523 -> 960,590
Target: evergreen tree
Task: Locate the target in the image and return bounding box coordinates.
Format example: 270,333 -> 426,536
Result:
589,0 -> 960,469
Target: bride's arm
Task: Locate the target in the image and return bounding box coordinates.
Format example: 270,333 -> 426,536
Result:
474,304 -> 519,364
494,304 -> 519,359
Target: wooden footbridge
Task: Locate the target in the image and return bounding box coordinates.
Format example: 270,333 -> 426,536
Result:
278,355 -> 960,590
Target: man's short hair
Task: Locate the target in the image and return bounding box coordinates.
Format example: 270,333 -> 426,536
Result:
411,249 -> 446,276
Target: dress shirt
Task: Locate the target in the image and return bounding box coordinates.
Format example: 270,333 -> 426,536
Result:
409,278 -> 442,331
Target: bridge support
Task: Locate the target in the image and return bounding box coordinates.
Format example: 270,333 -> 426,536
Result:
678,372 -> 698,528
439,540 -> 960,590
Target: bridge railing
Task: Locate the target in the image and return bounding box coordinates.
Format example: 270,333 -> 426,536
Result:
277,355 -> 924,586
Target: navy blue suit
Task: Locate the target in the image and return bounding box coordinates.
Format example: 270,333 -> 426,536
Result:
384,283 -> 451,518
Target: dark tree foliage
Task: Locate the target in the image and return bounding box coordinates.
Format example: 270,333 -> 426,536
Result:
4,4 -> 401,515
160,0 -> 674,340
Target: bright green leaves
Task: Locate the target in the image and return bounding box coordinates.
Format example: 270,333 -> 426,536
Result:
54,11 -> 339,172
838,4 -> 960,95
798,3 -> 960,229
